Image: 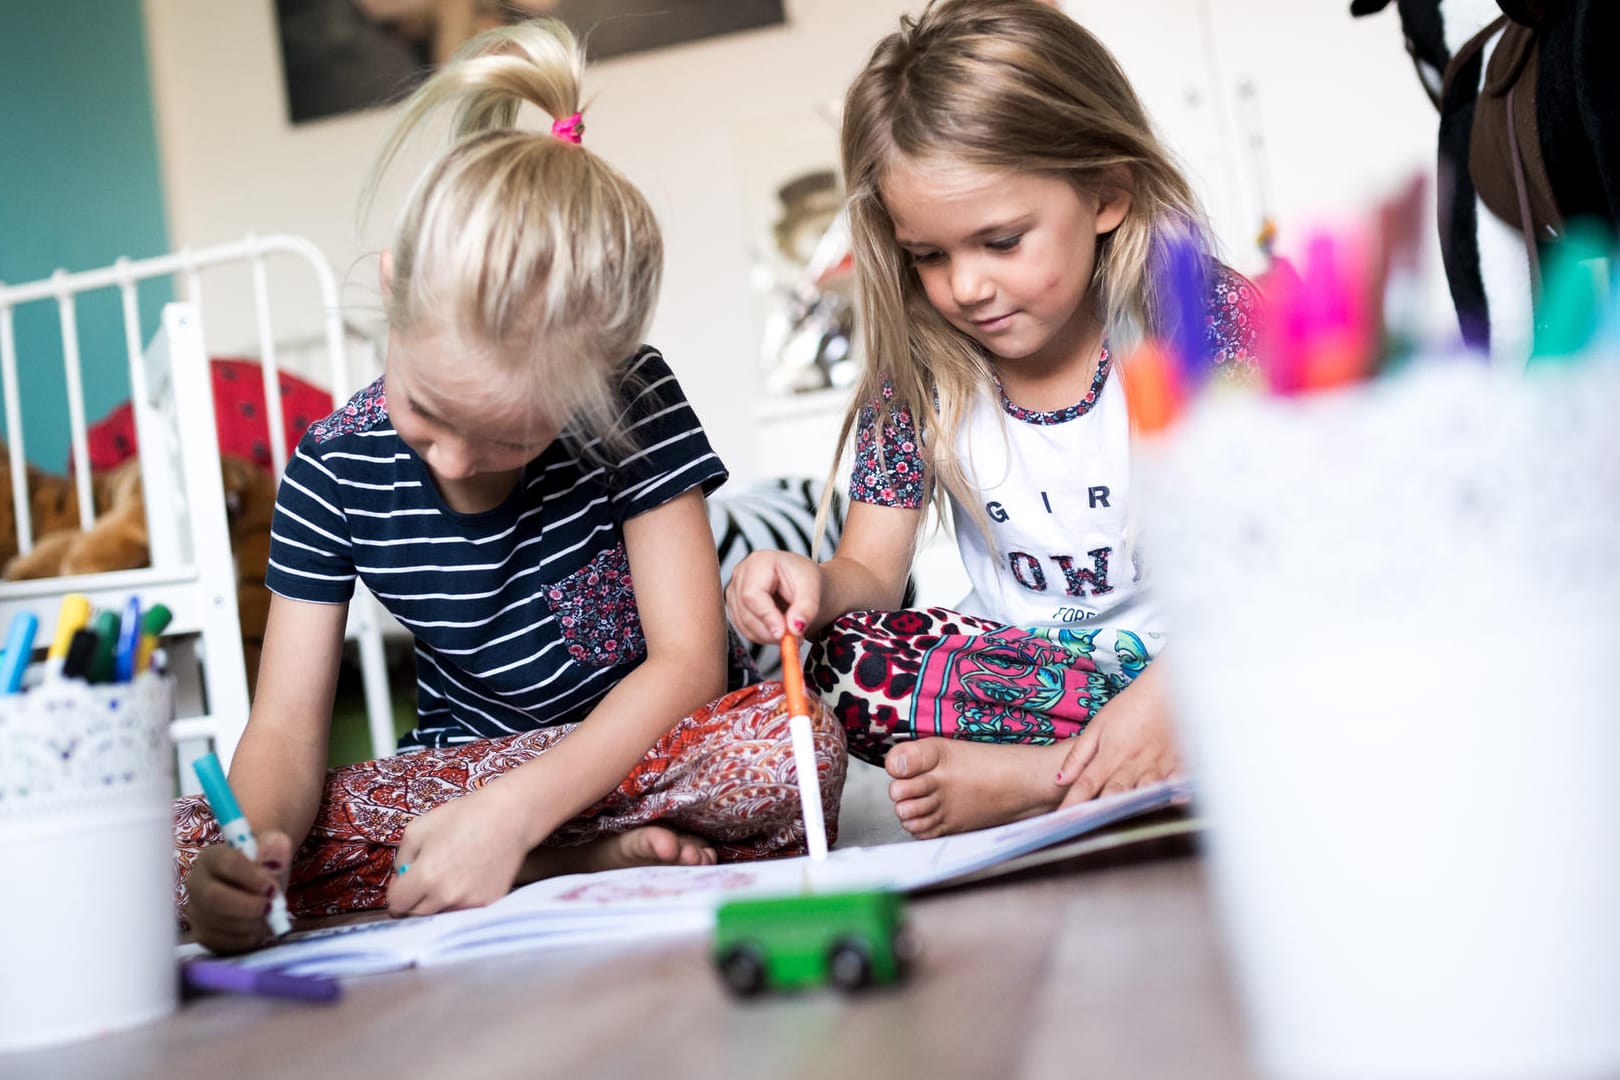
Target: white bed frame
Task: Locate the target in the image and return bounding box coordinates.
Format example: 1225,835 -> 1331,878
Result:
0,235 -> 396,786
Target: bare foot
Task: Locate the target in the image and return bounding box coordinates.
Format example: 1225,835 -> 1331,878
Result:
516,826 -> 717,884
885,738 -> 1069,839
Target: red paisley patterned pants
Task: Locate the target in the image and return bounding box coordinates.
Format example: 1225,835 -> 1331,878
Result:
173,681 -> 845,921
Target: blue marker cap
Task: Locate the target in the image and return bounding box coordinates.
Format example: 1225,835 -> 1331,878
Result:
114,595 -> 141,683
192,752 -> 243,823
0,611 -> 39,694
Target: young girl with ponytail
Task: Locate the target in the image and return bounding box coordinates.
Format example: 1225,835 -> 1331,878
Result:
176,18 -> 844,953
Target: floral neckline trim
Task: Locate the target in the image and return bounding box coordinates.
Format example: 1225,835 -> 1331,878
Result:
995,344 -> 1113,426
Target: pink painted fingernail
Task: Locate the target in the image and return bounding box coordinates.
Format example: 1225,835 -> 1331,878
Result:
265,884 -> 277,897
262,859 -> 283,872
792,618 -> 805,633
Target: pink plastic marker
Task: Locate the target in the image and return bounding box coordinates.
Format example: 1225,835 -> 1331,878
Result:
1299,230 -> 1373,390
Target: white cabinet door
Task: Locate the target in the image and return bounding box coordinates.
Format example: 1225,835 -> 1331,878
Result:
1202,0 -> 1439,227
1066,0 -> 1452,317
1066,0 -> 1256,268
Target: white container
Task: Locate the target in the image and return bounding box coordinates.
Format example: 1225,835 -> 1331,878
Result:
0,674 -> 177,1053
1143,360 -> 1620,1079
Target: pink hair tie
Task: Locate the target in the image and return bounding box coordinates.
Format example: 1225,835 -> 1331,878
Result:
551,112 -> 584,144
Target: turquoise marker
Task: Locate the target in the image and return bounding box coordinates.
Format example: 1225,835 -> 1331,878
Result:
0,612 -> 38,693
193,752 -> 293,937
1531,223 -> 1610,364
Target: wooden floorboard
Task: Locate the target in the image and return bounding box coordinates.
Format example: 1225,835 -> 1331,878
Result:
2,855 -> 1252,1079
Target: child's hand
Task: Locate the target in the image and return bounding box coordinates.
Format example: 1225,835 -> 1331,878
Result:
1055,672 -> 1181,806
387,784 -> 533,917
184,832 -> 292,954
725,550 -> 820,643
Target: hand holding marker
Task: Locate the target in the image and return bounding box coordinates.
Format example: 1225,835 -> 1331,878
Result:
780,633 -> 828,863
193,751 -> 293,938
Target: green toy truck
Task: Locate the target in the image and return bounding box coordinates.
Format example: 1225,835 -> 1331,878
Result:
712,889 -> 915,996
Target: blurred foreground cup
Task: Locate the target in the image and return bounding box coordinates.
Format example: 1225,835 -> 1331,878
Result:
0,674 -> 177,1053
1145,361 -> 1620,1079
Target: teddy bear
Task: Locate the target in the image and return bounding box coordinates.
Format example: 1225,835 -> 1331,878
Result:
0,443 -> 88,570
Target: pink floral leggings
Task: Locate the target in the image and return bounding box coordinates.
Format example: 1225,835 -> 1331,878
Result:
805,607 -> 1153,765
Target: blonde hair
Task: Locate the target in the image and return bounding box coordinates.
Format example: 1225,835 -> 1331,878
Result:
828,0 -> 1210,541
366,18 -> 662,453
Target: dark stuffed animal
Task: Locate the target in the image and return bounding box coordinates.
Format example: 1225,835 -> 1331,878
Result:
1350,0 -> 1618,360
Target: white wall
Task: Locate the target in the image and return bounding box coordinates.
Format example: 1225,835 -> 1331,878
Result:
142,0 -> 1454,483
141,0 -> 917,483
1067,0 -> 1451,315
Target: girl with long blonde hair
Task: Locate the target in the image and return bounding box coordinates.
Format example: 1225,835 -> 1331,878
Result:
175,18 -> 844,953
728,0 -> 1259,837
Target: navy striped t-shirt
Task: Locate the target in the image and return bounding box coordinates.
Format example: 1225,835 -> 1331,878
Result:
266,347 -> 730,750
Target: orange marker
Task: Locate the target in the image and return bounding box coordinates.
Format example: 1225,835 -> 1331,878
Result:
779,632 -> 827,862
779,633 -> 810,719
1119,342 -> 1180,436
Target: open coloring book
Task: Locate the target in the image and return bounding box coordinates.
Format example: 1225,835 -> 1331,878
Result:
211,778 -> 1193,979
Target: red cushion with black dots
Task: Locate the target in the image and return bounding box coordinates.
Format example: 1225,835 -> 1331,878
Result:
87,358 -> 335,475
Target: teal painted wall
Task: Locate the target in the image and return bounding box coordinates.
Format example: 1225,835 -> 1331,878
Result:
0,0 -> 171,473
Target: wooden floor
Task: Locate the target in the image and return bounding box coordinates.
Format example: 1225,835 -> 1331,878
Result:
4,854 -> 1254,1079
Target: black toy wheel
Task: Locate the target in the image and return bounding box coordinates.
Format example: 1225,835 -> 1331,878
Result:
827,936 -> 873,991
717,943 -> 768,996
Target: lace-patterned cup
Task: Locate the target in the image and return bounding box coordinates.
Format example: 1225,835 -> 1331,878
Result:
1142,359 -> 1620,1079
0,674 -> 177,1052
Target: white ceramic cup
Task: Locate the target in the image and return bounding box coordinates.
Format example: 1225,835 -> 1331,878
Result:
1144,361 -> 1620,1079
0,674 -> 177,1053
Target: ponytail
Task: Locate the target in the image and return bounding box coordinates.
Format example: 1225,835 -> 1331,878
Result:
365,18 -> 663,450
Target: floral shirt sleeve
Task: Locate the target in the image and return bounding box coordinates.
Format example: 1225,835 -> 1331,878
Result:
1206,263 -> 1263,372
847,377 -> 926,509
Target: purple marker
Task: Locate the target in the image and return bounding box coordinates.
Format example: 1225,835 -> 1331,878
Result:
1160,232 -> 1211,389
182,959 -> 341,1003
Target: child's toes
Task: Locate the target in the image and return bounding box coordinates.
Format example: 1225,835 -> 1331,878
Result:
885,738 -> 946,780
894,792 -> 940,823
902,811 -> 943,837
641,827 -> 681,863
889,775 -> 934,804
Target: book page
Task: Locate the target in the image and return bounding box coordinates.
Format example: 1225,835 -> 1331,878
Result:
220,777 -> 1189,978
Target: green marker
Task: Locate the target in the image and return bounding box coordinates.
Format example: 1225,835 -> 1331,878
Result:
86,610 -> 121,683
133,603 -> 172,675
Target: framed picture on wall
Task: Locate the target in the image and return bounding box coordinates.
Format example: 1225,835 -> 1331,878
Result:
275,0 -> 788,125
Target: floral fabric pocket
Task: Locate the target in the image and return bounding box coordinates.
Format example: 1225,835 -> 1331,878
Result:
543,542 -> 647,667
